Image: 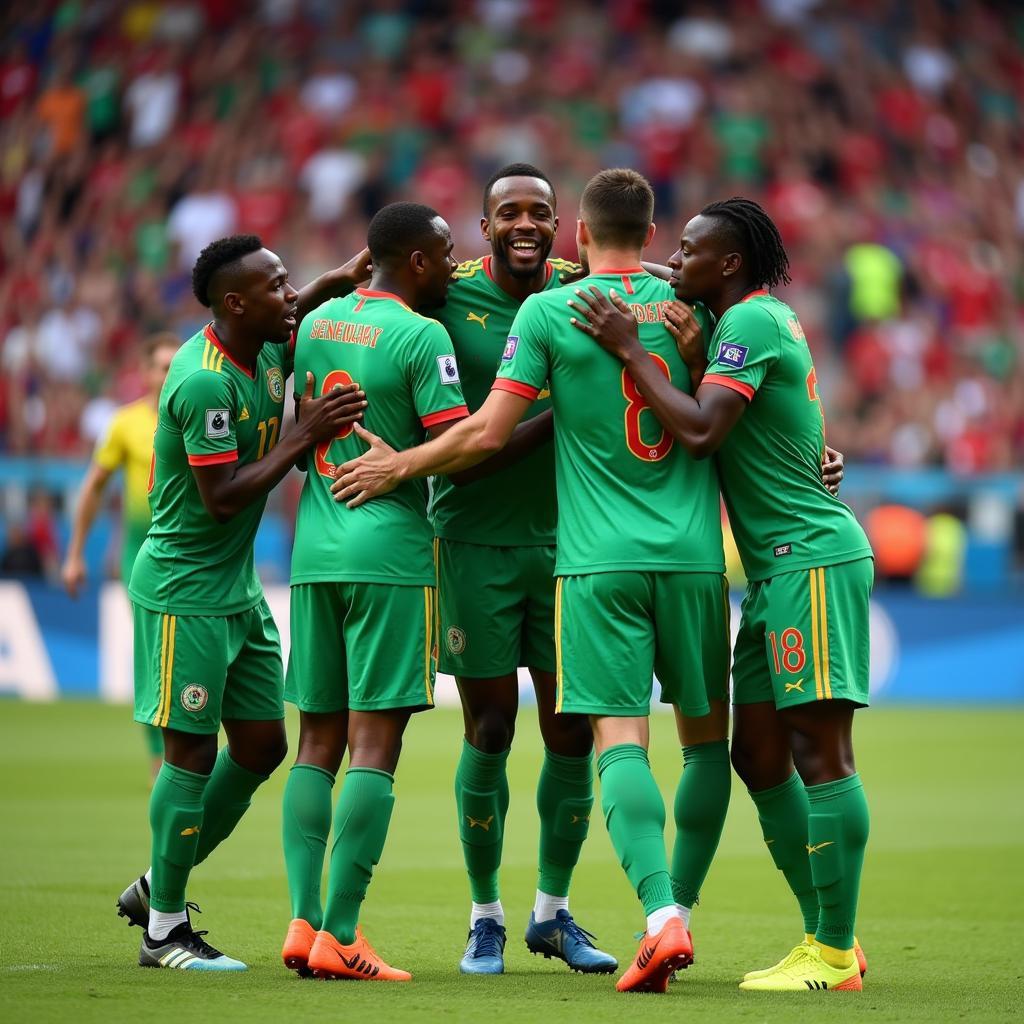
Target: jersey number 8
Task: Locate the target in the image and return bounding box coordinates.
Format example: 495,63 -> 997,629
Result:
622,353 -> 673,462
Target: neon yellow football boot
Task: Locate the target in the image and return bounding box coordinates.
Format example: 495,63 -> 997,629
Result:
739,942 -> 862,991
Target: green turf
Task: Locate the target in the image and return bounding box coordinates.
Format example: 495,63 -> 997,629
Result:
1,702 -> 1020,1022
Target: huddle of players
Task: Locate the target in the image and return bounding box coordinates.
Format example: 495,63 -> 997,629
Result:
115,164 -> 872,995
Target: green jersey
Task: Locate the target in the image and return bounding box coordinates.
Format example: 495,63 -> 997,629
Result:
129,324 -> 291,615
430,255 -> 579,547
703,290 -> 872,581
496,269 -> 724,576
290,288 -> 469,586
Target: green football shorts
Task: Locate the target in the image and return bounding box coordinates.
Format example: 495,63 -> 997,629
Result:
555,571 -> 730,717
435,538 -> 556,677
133,598 -> 284,735
732,557 -> 874,709
285,582 -> 436,713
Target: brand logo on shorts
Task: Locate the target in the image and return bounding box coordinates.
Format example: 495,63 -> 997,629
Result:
774,543 -> 792,557
446,626 -> 467,655
266,367 -> 285,402
181,684 -> 209,713
717,341 -> 748,368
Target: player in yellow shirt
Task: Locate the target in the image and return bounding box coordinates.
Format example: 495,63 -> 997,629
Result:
63,333 -> 180,774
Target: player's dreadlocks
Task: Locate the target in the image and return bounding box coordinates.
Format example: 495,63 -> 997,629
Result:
191,234 -> 264,308
701,197 -> 791,290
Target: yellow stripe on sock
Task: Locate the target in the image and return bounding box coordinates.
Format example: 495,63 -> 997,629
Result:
160,616 -> 177,727
152,614 -> 170,726
554,577 -> 564,713
817,568 -> 832,699
809,570 -> 824,700
423,587 -> 433,703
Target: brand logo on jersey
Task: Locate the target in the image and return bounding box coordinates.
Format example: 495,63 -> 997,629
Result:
466,312 -> 489,330
205,409 -> 230,439
774,543 -> 792,557
502,336 -> 519,361
787,317 -> 806,342
266,367 -> 285,402
717,342 -> 748,368
437,354 -> 460,385
446,626 -> 467,655
239,406 -> 250,421
181,684 -> 208,713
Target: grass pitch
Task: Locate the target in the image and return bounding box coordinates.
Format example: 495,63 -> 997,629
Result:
1,701 -> 1020,1022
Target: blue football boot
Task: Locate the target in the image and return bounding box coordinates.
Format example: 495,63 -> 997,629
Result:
524,910 -> 618,974
459,917 -> 506,975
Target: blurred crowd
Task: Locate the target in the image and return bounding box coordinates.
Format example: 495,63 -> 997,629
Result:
1,0 -> 1022,472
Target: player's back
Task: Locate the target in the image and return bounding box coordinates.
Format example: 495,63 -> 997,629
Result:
291,288 -> 468,586
498,270 -> 723,576
704,292 -> 871,579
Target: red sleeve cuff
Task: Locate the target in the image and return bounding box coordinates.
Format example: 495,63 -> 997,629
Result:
491,378 -> 541,401
421,405 -> 469,429
703,374 -> 755,401
188,450 -> 239,466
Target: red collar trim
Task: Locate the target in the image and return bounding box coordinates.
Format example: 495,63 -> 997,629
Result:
204,324 -> 255,379
588,266 -> 644,274
484,255 -> 495,282
355,287 -> 409,307
741,289 -> 769,302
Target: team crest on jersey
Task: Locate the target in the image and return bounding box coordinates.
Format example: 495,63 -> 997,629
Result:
446,626 -> 467,655
266,367 -> 285,402
181,684 -> 209,713
437,354 -> 461,385
205,409 -> 230,438
717,342 -> 748,368
502,336 -> 519,361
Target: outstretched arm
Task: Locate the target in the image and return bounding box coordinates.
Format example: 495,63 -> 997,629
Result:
331,389 -> 533,507
448,408 -> 553,485
62,462 -> 114,597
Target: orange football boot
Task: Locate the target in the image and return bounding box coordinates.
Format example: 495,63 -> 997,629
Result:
307,927 -> 412,982
615,918 -> 693,994
854,938 -> 867,977
281,918 -> 317,977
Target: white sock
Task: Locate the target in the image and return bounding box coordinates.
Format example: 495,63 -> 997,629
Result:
646,905 -> 681,937
144,868 -> 152,888
533,891 -> 569,923
148,908 -> 188,942
676,903 -> 692,929
470,901 -> 504,928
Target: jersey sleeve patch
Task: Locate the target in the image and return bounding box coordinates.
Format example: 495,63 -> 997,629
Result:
716,341 -> 749,368
502,336 -> 518,361
205,409 -> 231,438
437,354 -> 461,385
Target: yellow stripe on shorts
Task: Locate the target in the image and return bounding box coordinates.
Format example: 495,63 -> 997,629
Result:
554,577 -> 564,713
809,571 -> 824,700
423,587 -> 433,703
161,615 -> 177,726
151,614 -> 170,726
816,568 -> 832,699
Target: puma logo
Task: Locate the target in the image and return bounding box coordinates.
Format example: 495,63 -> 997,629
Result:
806,841 -> 835,855
785,679 -> 805,693
179,826 -> 201,836
466,312 -> 490,330
466,814 -> 494,831
570,814 -> 590,825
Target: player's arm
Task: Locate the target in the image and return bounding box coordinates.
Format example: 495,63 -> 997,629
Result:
190,373 -> 366,523
446,407 -> 553,486
569,286 -> 746,458
294,248 -> 372,323
640,261 -> 671,281
61,461 -> 115,597
331,389 -> 532,508
822,445 -> 844,496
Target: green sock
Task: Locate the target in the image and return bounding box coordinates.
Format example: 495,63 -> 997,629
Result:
282,764 -> 336,929
807,773 -> 869,952
454,740 -> 510,904
671,740 -> 731,908
148,762 -> 209,913
192,747 -> 269,867
597,744 -> 674,914
322,768 -> 396,944
749,772 -> 820,935
536,748 -> 594,898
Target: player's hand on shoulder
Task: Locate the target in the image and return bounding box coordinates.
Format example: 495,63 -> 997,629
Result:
330,424 -> 401,508
297,371 -> 367,444
335,247 -> 372,291
567,286 -> 641,360
665,301 -> 706,371
821,444 -> 845,496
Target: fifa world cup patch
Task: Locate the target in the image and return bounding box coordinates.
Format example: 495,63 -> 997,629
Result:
205,409 -> 230,438
717,342 -> 749,368
502,336 -> 519,361
266,366 -> 285,401
445,626 -> 467,655
181,684 -> 209,712
437,354 -> 461,385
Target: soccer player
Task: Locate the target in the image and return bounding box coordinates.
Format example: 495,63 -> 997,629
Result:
280,202 -> 470,983
431,163 -> 615,975
62,333 -> 180,776
333,170 -> 734,994
567,198 -> 873,993
116,234 -> 369,971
